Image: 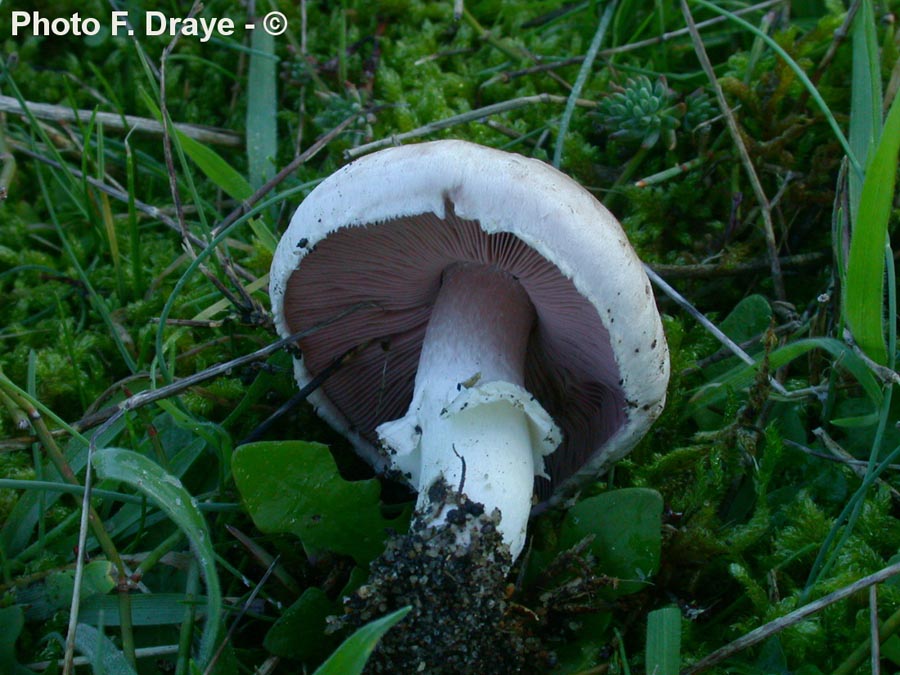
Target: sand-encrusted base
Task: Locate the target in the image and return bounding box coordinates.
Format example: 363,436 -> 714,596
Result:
330,480 -> 546,674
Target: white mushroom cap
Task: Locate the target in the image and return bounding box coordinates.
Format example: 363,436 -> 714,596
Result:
269,139 -> 669,505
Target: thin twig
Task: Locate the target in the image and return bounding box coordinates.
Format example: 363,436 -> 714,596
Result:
238,338 -> 374,445
67,309 -> 372,670
680,0 -> 786,301
8,143 -> 204,243
0,335 -> 270,453
598,0 -> 783,57
461,8 -> 555,76
803,0 -> 862,101
833,603 -> 900,675
345,94 -> 596,158
783,438 -> 900,470
227,524 -> 301,594
813,427 -> 900,501
88,303 -> 375,448
152,5 -> 250,318
0,95 -> 242,146
159,1 -> 203,260
650,251 -> 827,280
844,328 -> 900,387
210,110 -> 363,237
682,320 -> 801,374
13,143 -> 253,296
871,585 -> 881,675
154,4 -> 252,321
63,421 -> 101,675
681,559 -> 900,674
10,123 -> 260,304
0,383 -> 138,675
810,429 -> 900,500
202,556 -> 280,675
152,318 -> 230,328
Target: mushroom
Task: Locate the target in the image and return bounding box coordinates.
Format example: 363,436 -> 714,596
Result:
269,139 -> 669,669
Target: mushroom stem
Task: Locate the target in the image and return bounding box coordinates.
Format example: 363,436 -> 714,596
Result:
377,263 -> 560,560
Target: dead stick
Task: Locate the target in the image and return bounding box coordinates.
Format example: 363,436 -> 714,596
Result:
344,94 -> 596,159
682,559 -> 900,674
680,0 -> 786,301
650,251 -> 826,280
0,95 -> 242,146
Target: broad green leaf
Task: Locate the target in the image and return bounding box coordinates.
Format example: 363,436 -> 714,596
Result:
646,606 -> 681,675
18,560 -> 115,621
233,441 -> 407,564
93,448 -> 222,667
844,86 -> 900,364
560,488 -> 663,597
552,612 -> 612,673
312,607 -> 411,675
265,587 -> 338,661
0,606 -> 32,675
73,623 -> 138,675
719,294 -> 772,343
882,634 -> 900,666
706,294 -> 773,379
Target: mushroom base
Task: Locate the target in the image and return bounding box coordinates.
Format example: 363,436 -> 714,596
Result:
330,479 -> 550,675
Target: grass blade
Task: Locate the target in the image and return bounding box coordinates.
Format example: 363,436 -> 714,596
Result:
312,607 -> 411,675
848,0 -> 882,225
246,19 -> 277,189
553,0 -> 617,169
176,132 -> 252,202
646,606 -> 681,675
844,88 -> 900,365
688,337 -> 883,414
92,448 -> 222,668
72,623 -> 138,675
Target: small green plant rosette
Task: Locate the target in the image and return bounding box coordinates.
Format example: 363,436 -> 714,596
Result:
597,75 -> 683,150
682,89 -> 716,133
